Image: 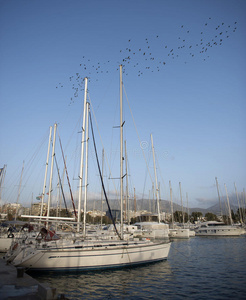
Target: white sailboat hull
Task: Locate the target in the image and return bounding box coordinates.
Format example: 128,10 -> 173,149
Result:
12,240 -> 171,271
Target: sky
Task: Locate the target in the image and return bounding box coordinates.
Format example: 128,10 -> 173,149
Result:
0,0 -> 245,211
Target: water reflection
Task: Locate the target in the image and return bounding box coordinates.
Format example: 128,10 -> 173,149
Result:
33,236 -> 246,299
35,260 -> 173,299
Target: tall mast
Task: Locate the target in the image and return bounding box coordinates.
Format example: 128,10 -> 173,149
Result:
100,149 -> 104,229
234,182 -> 242,224
215,177 -> 223,218
0,165 -> 7,203
186,192 -> 189,224
151,134 -> 160,223
152,182 -> 155,213
179,182 -> 184,226
15,160 -> 24,220
60,156 -> 67,216
148,189 -> 151,213
242,189 -> 246,223
40,126 -> 52,219
169,180 -> 174,227
77,77 -> 88,232
125,140 -> 130,225
83,101 -> 90,237
47,123 -> 57,219
120,65 -> 124,239
224,184 -> 233,224
55,176 -> 60,219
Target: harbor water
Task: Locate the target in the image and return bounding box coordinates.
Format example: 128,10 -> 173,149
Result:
30,235 -> 246,299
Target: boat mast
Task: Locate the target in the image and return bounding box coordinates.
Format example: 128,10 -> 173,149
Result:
234,182 -> 243,224
120,65 -> 124,239
15,160 -> 24,220
169,180 -> 174,227
77,77 -> 88,232
40,126 -> 52,219
55,176 -> 60,222
148,189 -> 151,213
151,134 -> 161,223
47,123 -> 57,219
125,140 -> 130,225
215,177 -> 223,218
241,189 -> 246,223
60,156 -> 67,216
186,192 -> 190,225
224,183 -> 233,224
83,101 -> 90,237
100,149 -> 104,229
179,182 -> 185,226
0,165 -> 7,204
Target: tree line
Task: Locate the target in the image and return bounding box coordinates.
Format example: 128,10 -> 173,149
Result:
172,208 -> 246,224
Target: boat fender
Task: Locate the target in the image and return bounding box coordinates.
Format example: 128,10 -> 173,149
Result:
8,233 -> 14,238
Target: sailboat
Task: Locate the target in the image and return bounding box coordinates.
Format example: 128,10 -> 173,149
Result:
168,182 -> 189,239
133,134 -> 170,240
10,66 -> 171,272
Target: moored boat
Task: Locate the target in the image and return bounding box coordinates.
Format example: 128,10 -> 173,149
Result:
9,66 -> 171,272
12,236 -> 171,271
195,221 -> 244,236
168,227 -> 190,239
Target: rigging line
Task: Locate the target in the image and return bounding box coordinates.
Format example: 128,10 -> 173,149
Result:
23,128 -> 50,171
73,126 -> 81,180
4,129 -> 50,200
54,154 -> 69,216
218,184 -> 226,215
155,149 -> 168,200
125,152 -> 134,200
109,91 -> 120,182
88,94 -> 119,201
20,130 -> 51,196
19,130 -> 53,201
58,134 -> 77,219
89,110 -> 121,240
63,108 -> 83,156
141,135 -> 152,202
123,84 -> 154,185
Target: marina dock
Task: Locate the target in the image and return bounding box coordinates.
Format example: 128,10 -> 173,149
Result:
0,258 -> 57,300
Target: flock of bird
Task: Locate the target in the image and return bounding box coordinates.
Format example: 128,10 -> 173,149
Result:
55,18 -> 238,105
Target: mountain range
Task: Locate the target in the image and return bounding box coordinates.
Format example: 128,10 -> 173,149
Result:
86,197 -> 241,216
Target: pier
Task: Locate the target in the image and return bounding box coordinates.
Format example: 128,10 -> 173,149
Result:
0,258 -> 57,300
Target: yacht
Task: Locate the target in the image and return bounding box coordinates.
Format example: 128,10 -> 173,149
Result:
195,221 -> 244,236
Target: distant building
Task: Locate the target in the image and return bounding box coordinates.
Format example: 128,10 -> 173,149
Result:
1,203 -> 22,217
88,210 -> 105,218
31,202 -> 47,216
